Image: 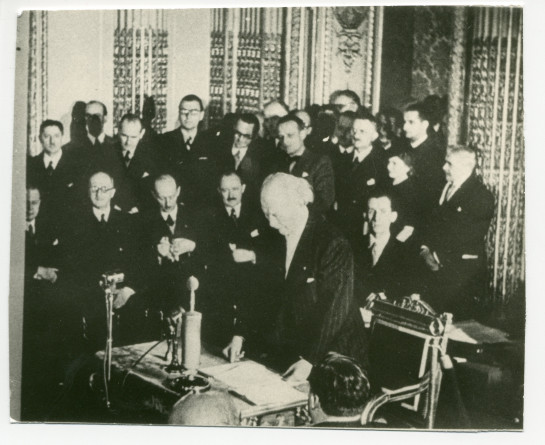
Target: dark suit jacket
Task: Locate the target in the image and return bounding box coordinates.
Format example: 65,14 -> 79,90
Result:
63,134 -> 118,210
27,150 -> 81,217
407,134 -> 446,213
277,148 -> 336,214
353,234 -> 415,302
199,202 -> 270,344
63,206 -> 143,293
142,204 -> 203,313
159,128 -> 219,208
422,175 -> 494,317
104,141 -> 160,213
214,139 -> 266,206
260,211 -> 367,368
335,147 -> 389,244
390,177 -> 422,240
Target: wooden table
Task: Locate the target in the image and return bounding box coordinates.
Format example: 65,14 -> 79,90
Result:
94,340 -> 310,426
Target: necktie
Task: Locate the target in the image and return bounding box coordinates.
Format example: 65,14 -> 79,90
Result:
289,155 -> 300,173
185,137 -> 192,151
46,161 -> 54,176
230,207 -> 238,226
445,183 -> 455,201
371,241 -> 378,266
94,138 -> 101,148
100,213 -> 107,228
166,214 -> 175,227
27,223 -> 34,238
233,150 -> 242,170
124,150 -> 132,166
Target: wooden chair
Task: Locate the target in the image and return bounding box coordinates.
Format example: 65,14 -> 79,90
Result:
360,294 -> 452,429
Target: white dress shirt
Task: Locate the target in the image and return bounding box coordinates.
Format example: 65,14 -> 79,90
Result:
225,203 -> 241,219
88,132 -> 106,145
161,206 -> 179,230
410,135 -> 428,149
181,129 -> 198,147
43,150 -> 62,169
369,232 -> 390,266
353,146 -> 373,163
284,210 -> 308,278
92,206 -> 111,222
339,145 -> 354,155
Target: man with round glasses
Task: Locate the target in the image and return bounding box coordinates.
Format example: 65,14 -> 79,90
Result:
160,94 -> 218,208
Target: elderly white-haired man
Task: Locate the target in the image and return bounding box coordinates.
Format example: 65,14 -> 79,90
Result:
223,172 -> 368,382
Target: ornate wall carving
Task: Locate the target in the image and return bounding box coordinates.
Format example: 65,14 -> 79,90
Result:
411,6 -> 454,100
209,6 -> 380,119
27,11 -> 48,156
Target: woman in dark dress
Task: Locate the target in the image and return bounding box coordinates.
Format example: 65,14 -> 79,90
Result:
387,150 -> 421,243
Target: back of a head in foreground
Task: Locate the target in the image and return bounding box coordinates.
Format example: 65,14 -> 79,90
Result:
168,390 -> 239,426
308,352 -> 371,417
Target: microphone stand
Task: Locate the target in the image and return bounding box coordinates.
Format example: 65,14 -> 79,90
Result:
103,282 -> 115,408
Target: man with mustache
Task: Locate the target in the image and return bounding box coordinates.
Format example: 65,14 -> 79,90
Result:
200,171 -> 270,351
335,111 -> 388,249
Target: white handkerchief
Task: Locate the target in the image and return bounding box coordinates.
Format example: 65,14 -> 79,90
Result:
142,171 -> 149,178
462,254 -> 479,260
67,182 -> 74,188
367,178 -> 376,186
114,205 -> 122,211
250,229 -> 259,238
306,277 -> 315,283
52,238 -> 59,246
129,207 -> 139,214
302,171 -> 309,178
457,207 -> 462,212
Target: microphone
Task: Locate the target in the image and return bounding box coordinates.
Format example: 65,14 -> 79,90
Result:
184,276 -> 201,373
187,276 -> 199,312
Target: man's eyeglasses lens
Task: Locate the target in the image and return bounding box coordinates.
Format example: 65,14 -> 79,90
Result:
180,109 -> 201,117
90,186 -> 114,194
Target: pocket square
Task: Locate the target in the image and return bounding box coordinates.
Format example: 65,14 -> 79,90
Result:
462,254 -> 479,260
250,229 -> 259,238
52,238 -> 59,246
306,277 -> 315,283
199,157 -> 208,160
67,182 -> 74,188
142,171 -> 149,178
457,207 -> 462,212
302,172 -> 309,178
367,178 -> 376,186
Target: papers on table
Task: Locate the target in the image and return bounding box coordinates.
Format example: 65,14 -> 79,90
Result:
447,320 -> 510,344
200,361 -> 307,407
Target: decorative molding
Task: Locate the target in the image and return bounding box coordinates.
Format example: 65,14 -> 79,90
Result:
447,8 -> 468,146
27,11 -> 48,156
113,10 -> 168,133
334,7 -> 368,73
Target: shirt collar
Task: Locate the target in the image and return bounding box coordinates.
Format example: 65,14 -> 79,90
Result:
161,205 -> 178,222
232,145 -> 248,155
92,205 -> 111,222
26,220 -> 36,231
410,134 -> 428,148
43,150 -> 63,168
225,203 -> 242,218
370,232 -> 390,248
181,128 -> 198,143
285,207 -> 308,241
339,144 -> 354,154
88,132 -> 106,145
291,146 -> 306,158
353,146 -> 373,162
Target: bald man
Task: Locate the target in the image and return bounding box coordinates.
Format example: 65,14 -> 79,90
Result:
142,174 -> 203,314
63,171 -> 145,347
223,173 -> 367,382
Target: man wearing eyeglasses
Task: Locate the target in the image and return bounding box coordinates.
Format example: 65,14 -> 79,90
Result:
215,113 -> 266,207
63,171 -> 145,348
160,94 -> 219,209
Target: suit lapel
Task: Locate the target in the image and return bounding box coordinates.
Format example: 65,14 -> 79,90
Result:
285,213 -> 316,283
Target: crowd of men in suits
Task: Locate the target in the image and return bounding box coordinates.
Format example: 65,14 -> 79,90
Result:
22,90 -> 494,421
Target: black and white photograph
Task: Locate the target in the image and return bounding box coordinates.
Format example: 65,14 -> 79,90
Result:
3,0 -> 539,440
